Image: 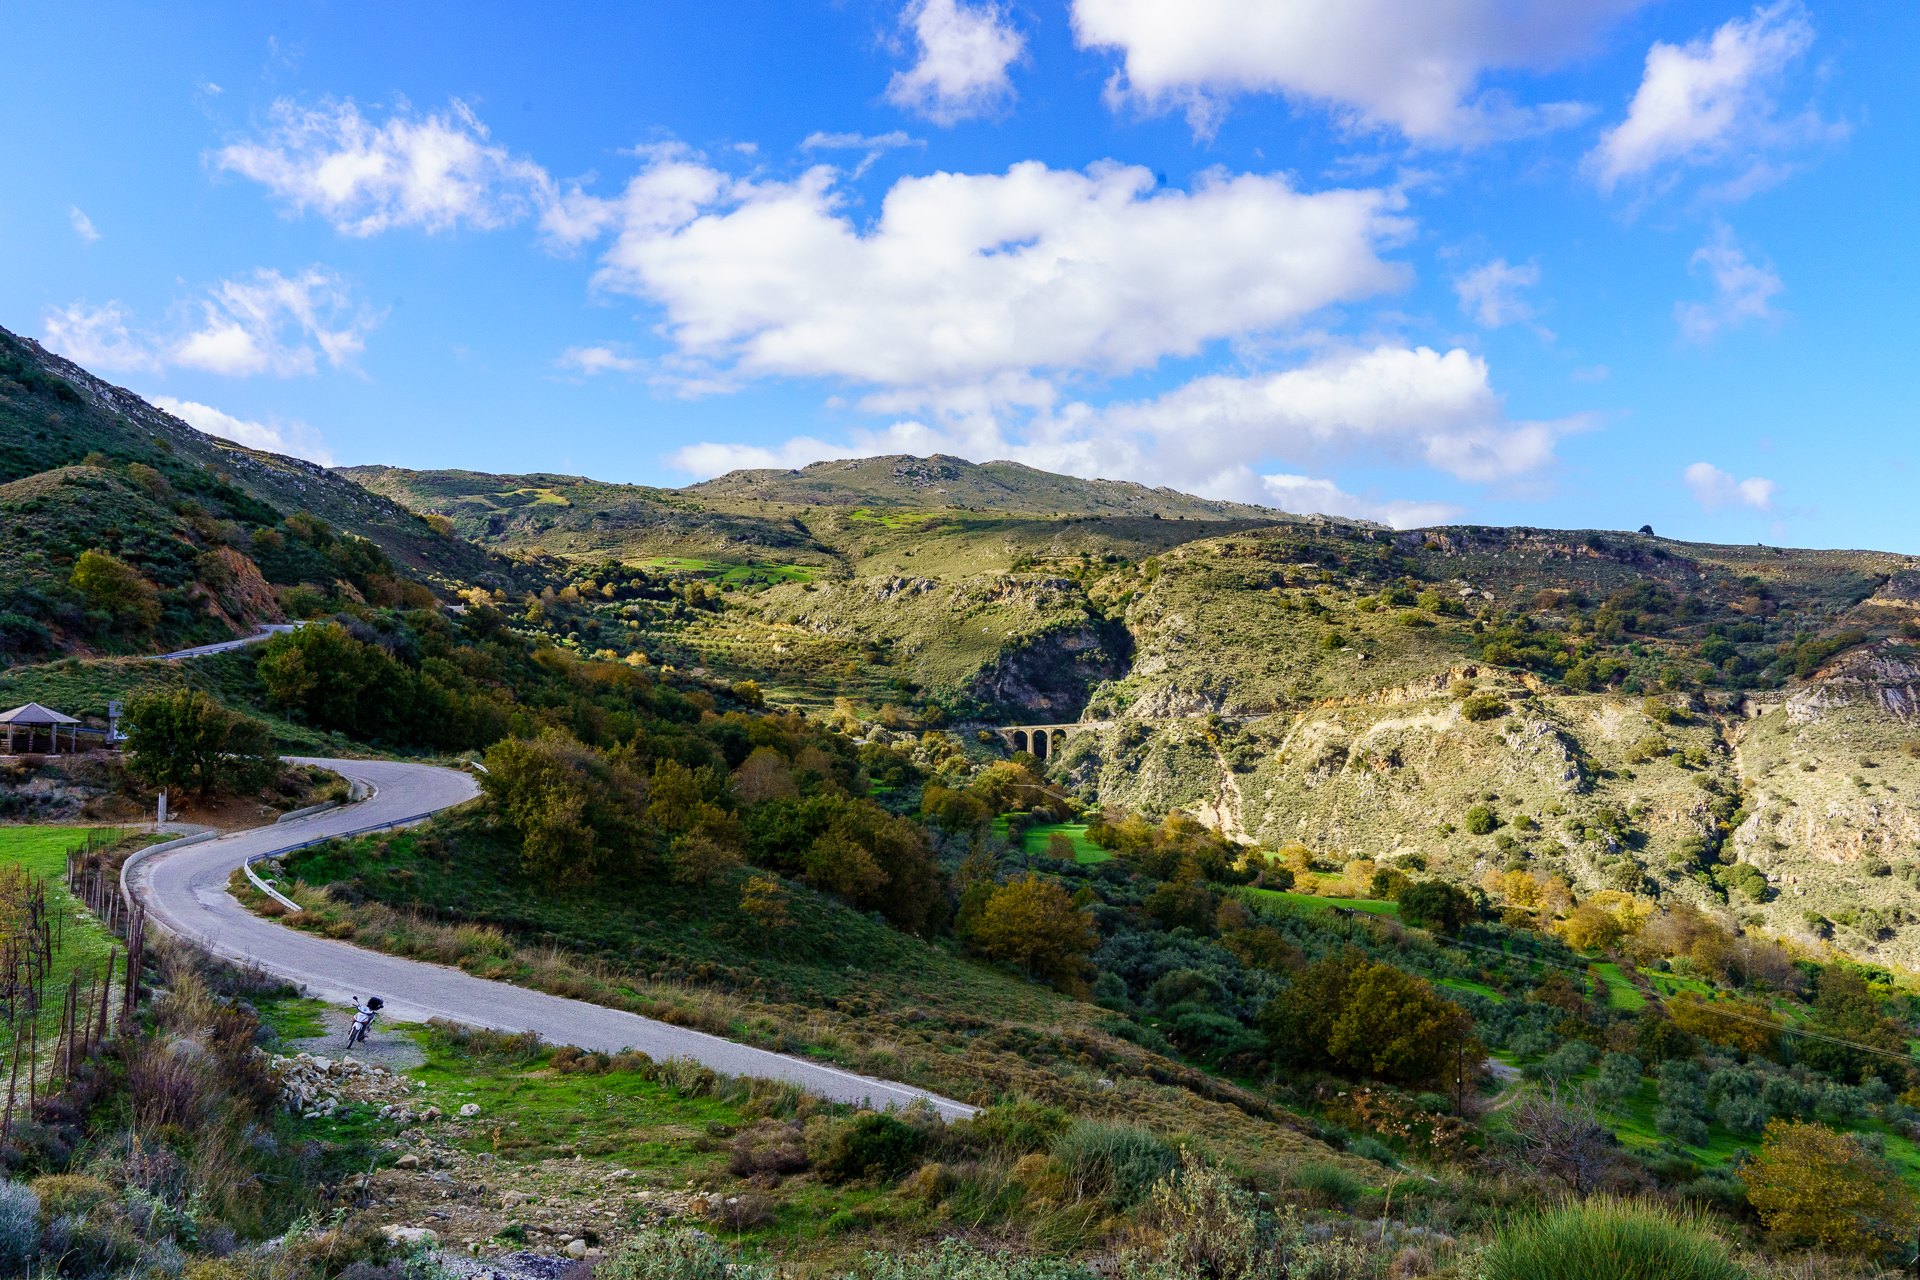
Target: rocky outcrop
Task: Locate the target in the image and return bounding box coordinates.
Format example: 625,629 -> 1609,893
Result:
966,620 -> 1132,718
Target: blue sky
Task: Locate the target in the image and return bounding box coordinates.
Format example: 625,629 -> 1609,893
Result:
4,1 -> 1915,548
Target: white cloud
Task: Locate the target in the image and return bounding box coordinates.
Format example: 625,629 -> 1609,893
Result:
174,268 -> 376,376
569,154 -> 1408,402
1255,474 -> 1463,529
42,301 -> 163,372
1091,345 -> 1572,485
666,436 -> 865,476
557,345 -> 644,376
68,207 -> 100,241
151,396 -> 336,465
212,97 -> 554,236
886,0 -> 1025,125
1674,227 -> 1782,342
801,130 -> 919,152
1586,3 -> 1832,194
800,129 -> 924,177
42,267 -> 377,378
665,344 -> 1564,530
1684,461 -> 1775,512
1071,0 -> 1643,142
1453,258 -> 1540,328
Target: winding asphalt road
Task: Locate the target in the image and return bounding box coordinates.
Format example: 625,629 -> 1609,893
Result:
149,623 -> 300,662
126,756 -> 976,1119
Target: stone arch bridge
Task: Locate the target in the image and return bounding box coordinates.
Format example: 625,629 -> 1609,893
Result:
994,721 -> 1111,761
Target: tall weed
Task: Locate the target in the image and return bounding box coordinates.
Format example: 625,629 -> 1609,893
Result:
1050,1120 -> 1175,1207
1476,1196 -> 1747,1280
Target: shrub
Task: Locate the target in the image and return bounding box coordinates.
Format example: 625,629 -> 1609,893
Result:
1288,1160 -> 1360,1208
1744,1119 -> 1920,1254
597,1229 -> 768,1280
0,1182 -> 37,1275
819,1113 -> 925,1184
1464,805 -> 1498,835
1461,692 -> 1506,722
856,1241 -> 1098,1279
1478,1196 -> 1745,1280
1397,880 -> 1475,933
1050,1120 -> 1174,1207
1347,1134 -> 1397,1165
966,1101 -> 1071,1156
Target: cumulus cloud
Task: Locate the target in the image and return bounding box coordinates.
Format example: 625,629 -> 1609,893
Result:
212,97 -> 555,235
1453,258 -> 1541,328
565,153 -> 1408,403
1674,227 -> 1782,342
1071,0 -> 1643,142
556,345 -> 644,376
68,207 -> 100,241
42,301 -> 163,373
1256,474 -> 1463,529
42,267 -> 377,378
150,396 -> 335,465
1684,461 -> 1775,512
886,0 -> 1026,125
1586,3 -> 1835,195
665,344 -> 1566,529
1091,345 -> 1572,485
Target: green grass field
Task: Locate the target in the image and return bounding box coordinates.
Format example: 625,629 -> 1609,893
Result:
0,825 -> 135,1055
1017,822 -> 1110,864
1592,962 -> 1647,1010
1247,887 -> 1400,917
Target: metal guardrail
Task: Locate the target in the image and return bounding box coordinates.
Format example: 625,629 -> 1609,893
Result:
242,809 -> 441,912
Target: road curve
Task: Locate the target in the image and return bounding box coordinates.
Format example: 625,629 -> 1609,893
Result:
127,756 -> 976,1119
149,623 -> 300,662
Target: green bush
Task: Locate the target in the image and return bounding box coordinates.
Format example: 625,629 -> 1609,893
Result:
965,1101 -> 1071,1156
856,1240 -> 1099,1279
1464,805 -> 1498,835
1479,1197 -> 1745,1280
820,1112 -> 926,1184
598,1229 -> 769,1280
1461,692 -> 1506,722
1288,1160 -> 1360,1207
1050,1120 -> 1174,1207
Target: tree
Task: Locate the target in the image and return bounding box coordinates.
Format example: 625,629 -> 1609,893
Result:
1328,962 -> 1480,1089
1494,1089 -> 1621,1194
730,747 -> 798,803
804,827 -> 887,901
671,833 -> 743,891
1463,805 -> 1498,835
1667,993 -> 1780,1058
256,622 -> 407,738
1797,967 -> 1912,1087
71,550 -> 160,634
1258,948 -> 1363,1071
1558,902 -> 1628,952
738,874 -> 793,950
481,731 -> 651,886
1744,1120 -> 1920,1254
123,690 -> 278,800
1397,880 -> 1475,933
969,874 -> 1098,991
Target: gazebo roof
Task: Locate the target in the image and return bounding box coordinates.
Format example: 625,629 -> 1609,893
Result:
0,702 -> 79,725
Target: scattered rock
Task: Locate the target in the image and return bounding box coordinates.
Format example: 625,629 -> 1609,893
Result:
384,1226 -> 439,1246
396,1154 -> 421,1170
565,1240 -> 588,1259
459,1103 -> 482,1118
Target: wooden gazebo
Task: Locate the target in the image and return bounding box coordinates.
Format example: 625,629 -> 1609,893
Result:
0,702 -> 81,755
